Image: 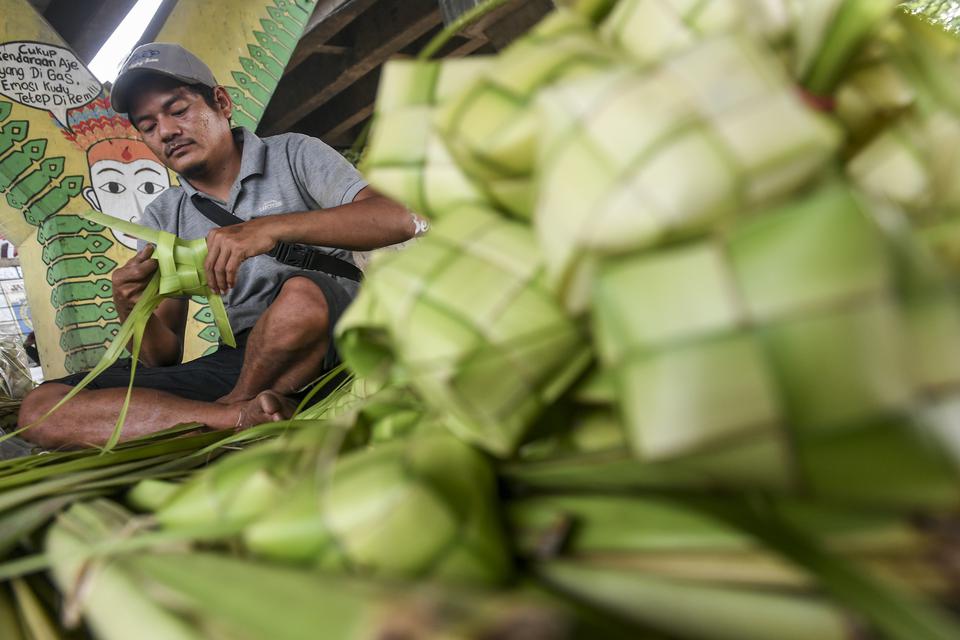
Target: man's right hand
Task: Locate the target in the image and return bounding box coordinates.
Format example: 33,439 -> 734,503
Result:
112,245 -> 159,319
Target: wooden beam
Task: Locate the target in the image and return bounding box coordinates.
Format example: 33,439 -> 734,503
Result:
438,34 -> 489,58
311,68 -> 381,142
286,0 -> 379,72
481,0 -> 553,50
317,33 -> 490,147
456,0 -> 530,39
323,105 -> 372,146
314,44 -> 350,55
289,65 -> 379,139
260,0 -> 441,134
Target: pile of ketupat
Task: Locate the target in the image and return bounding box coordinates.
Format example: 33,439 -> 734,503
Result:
5,0 -> 960,638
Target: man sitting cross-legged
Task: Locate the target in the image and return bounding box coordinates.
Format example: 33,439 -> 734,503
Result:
18,43 -> 416,448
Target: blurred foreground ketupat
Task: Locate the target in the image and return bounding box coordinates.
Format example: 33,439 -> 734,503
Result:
6,1 -> 960,639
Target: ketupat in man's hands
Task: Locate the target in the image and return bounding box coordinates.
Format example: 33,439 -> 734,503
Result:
112,245 -> 160,320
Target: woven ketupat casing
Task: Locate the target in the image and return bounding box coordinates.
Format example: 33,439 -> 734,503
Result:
834,56 -> 915,141
850,111 -> 960,273
435,8 -> 617,220
362,58 -> 493,219
533,35 -> 841,313
244,432 -> 513,584
598,0 -> 791,67
336,205 -> 590,457
841,12 -> 960,330
591,181 -> 960,501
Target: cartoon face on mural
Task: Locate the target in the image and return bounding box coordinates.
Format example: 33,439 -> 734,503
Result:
80,138 -> 170,249
59,98 -> 172,249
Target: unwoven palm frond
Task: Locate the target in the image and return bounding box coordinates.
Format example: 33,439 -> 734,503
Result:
793,0 -> 900,95
508,493 -> 960,639
598,0 -> 792,67
46,499 -> 568,640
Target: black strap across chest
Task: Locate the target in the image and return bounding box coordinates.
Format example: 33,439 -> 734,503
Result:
190,195 -> 363,282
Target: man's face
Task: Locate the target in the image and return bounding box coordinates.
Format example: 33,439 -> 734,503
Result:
127,76 -> 233,179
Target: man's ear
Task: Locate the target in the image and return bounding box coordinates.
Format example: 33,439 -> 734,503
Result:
213,86 -> 233,122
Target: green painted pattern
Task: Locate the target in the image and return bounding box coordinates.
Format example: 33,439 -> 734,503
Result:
55,300 -> 118,328
23,175 -> 84,225
0,138 -> 46,190
0,119 -> 27,154
38,214 -> 103,243
190,294 -> 220,353
50,279 -> 112,306
192,302 -> 215,324
248,44 -> 284,78
60,324 -> 119,351
0,87 -> 142,372
5,156 -> 63,209
0,92 -> 135,374
223,0 -> 318,129
41,234 -> 114,263
64,346 -> 108,373
45,255 -> 117,285
196,325 -> 222,343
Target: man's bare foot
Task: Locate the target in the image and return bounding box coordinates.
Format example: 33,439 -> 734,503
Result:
236,391 -> 296,429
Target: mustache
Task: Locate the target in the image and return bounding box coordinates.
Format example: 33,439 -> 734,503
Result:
164,139 -> 194,156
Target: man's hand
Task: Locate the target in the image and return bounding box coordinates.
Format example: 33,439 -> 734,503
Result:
112,245 -> 159,319
204,218 -> 277,294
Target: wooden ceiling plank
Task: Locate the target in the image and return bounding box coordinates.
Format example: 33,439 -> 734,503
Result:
481,0 -> 553,50
322,104 -> 373,144
261,0 -> 441,134
314,44 -> 350,54
296,67 -> 378,132
304,68 -> 380,140
286,0 -> 379,72
441,35 -> 489,58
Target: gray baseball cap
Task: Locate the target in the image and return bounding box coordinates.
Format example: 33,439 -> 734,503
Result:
110,43 -> 218,114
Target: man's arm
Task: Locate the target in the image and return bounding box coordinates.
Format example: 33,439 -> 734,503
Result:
136,297 -> 188,366
113,245 -> 188,366
203,187 -> 417,293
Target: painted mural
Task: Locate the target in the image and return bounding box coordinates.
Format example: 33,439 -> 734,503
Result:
0,0 -> 318,378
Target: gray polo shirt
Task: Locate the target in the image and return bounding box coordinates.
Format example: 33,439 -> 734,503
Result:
140,128 -> 367,333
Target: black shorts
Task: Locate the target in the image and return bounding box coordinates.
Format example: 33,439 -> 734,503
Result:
44,273 -> 352,403
47,331 -> 253,402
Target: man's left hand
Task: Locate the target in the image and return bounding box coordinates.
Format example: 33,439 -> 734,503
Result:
204,218 -> 277,293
